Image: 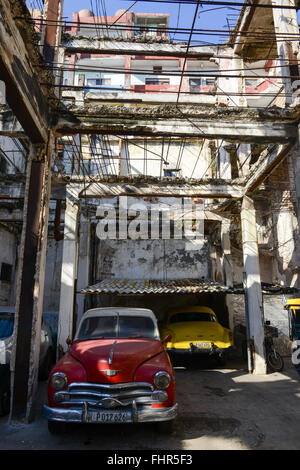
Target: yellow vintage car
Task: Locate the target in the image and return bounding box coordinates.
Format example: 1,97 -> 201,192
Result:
160,306 -> 234,364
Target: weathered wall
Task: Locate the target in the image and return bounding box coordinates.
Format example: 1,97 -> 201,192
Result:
42,235 -> 63,312
96,237 -> 209,281
0,224 -> 18,305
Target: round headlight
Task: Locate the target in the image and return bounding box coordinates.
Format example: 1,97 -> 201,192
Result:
154,371 -> 171,389
50,372 -> 67,391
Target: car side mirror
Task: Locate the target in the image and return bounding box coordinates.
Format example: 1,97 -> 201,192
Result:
163,333 -> 172,344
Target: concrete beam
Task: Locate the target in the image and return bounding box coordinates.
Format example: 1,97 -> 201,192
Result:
245,143 -> 293,193
0,176 -> 66,200
79,181 -> 244,199
52,105 -> 298,143
62,36 -> 218,59
0,0 -> 50,143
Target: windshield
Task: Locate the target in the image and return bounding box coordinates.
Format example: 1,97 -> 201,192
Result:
0,314 -> 14,339
169,312 -> 217,323
77,315 -> 157,340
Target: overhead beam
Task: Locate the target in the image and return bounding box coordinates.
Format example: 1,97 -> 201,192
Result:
0,0 -> 50,143
245,143 -> 293,193
62,36 -> 218,59
79,181 -> 244,199
53,115 -> 297,144
0,175 -> 66,200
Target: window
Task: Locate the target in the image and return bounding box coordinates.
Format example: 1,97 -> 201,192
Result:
205,78 -> 215,87
77,315 -> 157,340
153,66 -> 162,74
0,314 -> 14,339
164,169 -> 181,177
86,78 -> 111,87
145,77 -> 170,86
0,263 -> 12,282
169,312 -> 217,323
189,78 -> 201,92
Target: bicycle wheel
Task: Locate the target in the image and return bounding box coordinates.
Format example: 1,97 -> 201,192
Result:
267,350 -> 284,372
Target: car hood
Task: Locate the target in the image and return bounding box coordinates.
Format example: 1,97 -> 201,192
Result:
69,338 -> 164,383
165,321 -> 226,342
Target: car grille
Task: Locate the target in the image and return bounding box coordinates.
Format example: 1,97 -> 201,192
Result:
53,382 -> 157,409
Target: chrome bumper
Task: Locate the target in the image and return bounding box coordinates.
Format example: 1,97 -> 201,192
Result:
167,346 -> 234,355
43,402 -> 178,424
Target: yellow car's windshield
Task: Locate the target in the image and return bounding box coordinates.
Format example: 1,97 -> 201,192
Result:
169,313 -> 217,323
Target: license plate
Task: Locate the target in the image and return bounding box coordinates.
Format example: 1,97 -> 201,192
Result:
194,342 -> 210,348
87,411 -> 129,423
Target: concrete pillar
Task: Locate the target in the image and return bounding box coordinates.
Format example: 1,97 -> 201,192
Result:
241,196 -> 266,374
237,143 -> 251,177
218,141 -> 231,179
9,138 -> 53,423
119,139 -> 130,176
211,49 -> 247,107
75,213 -> 91,329
124,56 -> 131,90
43,0 -> 64,66
57,184 -> 81,359
221,219 -> 234,330
271,0 -> 299,106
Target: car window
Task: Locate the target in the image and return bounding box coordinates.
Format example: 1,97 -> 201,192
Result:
0,314 -> 14,339
77,315 -> 157,340
169,312 -> 217,323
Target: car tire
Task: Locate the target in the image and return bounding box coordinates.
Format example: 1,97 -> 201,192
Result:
0,385 -> 10,417
156,420 -> 174,435
48,420 -> 68,435
216,353 -> 227,366
0,367 -> 10,417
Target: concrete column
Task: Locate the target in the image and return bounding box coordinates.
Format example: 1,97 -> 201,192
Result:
271,0 -> 299,106
57,184 -> 81,359
75,213 -> 91,329
237,143 -> 250,177
218,141 -> 231,179
221,219 -> 234,330
119,139 -> 130,176
9,138 -> 53,423
43,0 -> 64,65
241,196 -> 266,374
211,49 -> 246,107
124,56 -> 131,90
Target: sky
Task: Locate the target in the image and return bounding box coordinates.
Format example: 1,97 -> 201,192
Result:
61,0 -> 243,45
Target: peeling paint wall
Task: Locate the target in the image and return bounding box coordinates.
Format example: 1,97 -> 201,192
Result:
96,238 -> 209,281
0,225 -> 17,305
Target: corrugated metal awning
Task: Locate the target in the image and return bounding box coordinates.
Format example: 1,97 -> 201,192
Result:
80,279 -> 230,296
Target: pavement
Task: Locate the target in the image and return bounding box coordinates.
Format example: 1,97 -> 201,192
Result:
1,357 -> 300,451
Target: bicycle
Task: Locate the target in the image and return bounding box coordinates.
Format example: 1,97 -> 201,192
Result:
264,321 -> 284,372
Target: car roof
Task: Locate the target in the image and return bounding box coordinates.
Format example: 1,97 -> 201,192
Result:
285,299 -> 300,307
82,307 -> 158,322
0,307 -> 15,313
167,306 -> 216,317
76,307 -> 160,340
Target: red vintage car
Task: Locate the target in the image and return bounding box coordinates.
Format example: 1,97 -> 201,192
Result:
43,307 -> 177,434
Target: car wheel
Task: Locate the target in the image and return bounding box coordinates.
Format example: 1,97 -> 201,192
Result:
48,420 -> 68,435
216,353 -> 227,366
0,385 -> 10,417
156,420 -> 174,435
39,349 -> 53,381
